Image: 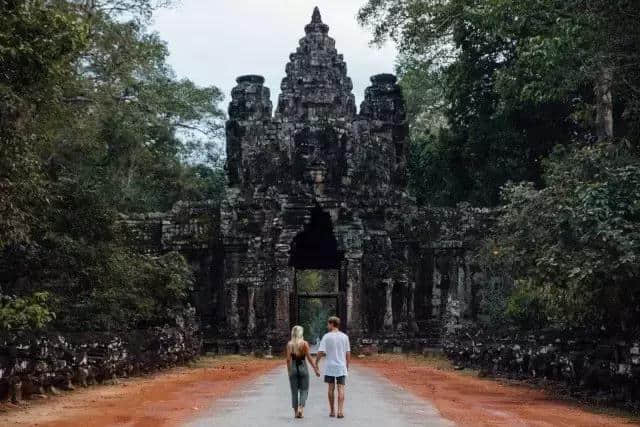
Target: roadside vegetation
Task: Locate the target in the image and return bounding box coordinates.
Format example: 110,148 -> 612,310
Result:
359,0 -> 640,336
0,0 -> 226,332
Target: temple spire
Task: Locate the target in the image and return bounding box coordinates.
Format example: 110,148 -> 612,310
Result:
311,6 -> 322,23
305,6 -> 329,34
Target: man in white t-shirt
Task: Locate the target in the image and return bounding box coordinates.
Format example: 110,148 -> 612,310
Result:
316,316 -> 350,418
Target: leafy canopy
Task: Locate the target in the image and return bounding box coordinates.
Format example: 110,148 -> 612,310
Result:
485,143 -> 640,331
0,0 -> 225,331
359,0 -> 640,205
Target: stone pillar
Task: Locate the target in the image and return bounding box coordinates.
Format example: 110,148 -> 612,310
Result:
456,256 -> 468,317
400,272 -> 409,321
227,280 -> 240,334
383,278 -> 394,331
431,253 -> 442,318
408,280 -> 418,332
464,255 -> 475,318
273,269 -> 292,333
394,269 -> 410,332
247,285 -> 257,336
222,250 -> 242,335
345,256 -> 362,335
272,244 -> 292,340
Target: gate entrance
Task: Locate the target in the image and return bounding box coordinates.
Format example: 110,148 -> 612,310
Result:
289,206 -> 345,333
295,270 -> 339,344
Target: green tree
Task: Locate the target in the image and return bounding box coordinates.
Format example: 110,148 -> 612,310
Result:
0,292 -> 53,331
44,7 -> 226,213
484,143 -> 640,333
0,0 -> 87,247
359,0 -> 640,205
0,0 -> 225,331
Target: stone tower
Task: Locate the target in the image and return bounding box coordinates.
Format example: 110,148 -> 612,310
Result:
218,8 -> 486,350
116,9 -> 499,354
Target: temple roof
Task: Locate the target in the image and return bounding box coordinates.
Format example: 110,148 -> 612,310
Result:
276,7 -> 356,120
305,6 -> 329,34
312,6 -> 322,23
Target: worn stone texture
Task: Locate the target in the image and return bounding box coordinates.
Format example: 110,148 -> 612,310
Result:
217,8 -> 494,350
118,9 -> 496,352
0,312 -> 200,402
444,327 -> 640,411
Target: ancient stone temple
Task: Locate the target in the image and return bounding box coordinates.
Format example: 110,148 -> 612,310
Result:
217,8 -> 492,350
122,8 -> 495,353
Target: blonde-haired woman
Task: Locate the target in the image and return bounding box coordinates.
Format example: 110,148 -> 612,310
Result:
286,325 -> 320,418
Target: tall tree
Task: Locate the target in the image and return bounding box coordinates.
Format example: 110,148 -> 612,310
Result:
0,0 -> 225,331
359,0 -> 640,205
484,143 -> 640,333
0,0 -> 86,247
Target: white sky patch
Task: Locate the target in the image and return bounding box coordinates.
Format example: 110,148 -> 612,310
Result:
151,0 -> 397,110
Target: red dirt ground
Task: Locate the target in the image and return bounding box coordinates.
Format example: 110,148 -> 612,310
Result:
357,355 -> 639,427
3,354 -> 638,426
0,356 -> 280,427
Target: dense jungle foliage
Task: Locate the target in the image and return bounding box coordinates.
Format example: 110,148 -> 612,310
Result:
359,0 -> 640,334
2,0 -> 639,338
0,0 -> 225,331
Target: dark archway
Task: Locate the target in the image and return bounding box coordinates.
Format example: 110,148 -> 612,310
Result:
289,206 -> 345,334
289,205 -> 343,269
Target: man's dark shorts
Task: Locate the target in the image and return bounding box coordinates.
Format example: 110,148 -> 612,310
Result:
324,375 -> 346,385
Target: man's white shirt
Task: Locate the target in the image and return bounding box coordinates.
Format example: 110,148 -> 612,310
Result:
318,330 -> 350,377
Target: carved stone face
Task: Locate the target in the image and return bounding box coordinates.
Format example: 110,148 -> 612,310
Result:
214,7 -> 493,343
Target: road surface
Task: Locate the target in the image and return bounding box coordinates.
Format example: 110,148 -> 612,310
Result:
186,364 -> 454,426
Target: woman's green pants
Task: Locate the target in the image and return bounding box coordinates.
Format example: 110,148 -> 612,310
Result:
289,361 -> 309,409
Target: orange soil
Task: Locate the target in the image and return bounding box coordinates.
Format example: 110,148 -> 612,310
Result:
0,356 -> 279,427
357,355 -> 639,427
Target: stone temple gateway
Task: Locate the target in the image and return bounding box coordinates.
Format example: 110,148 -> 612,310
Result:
217,8 -> 493,351
123,8 -> 495,353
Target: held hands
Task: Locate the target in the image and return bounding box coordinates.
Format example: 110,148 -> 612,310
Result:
314,367 -> 321,377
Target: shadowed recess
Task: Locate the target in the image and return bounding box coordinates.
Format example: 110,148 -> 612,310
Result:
289,206 -> 342,269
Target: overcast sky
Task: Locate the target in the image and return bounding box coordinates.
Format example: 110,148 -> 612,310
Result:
151,0 -> 397,109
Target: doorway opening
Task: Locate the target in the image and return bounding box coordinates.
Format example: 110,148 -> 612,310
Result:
289,206 -> 345,337
296,270 -> 339,345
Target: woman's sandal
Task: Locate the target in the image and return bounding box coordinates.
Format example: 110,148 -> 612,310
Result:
337,414 -> 345,419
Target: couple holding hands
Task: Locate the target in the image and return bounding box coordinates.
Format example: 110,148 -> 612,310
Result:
285,316 -> 351,419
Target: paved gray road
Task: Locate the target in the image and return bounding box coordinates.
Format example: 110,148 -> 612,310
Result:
185,365 -> 454,427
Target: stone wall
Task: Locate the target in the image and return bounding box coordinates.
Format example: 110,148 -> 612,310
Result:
114,9 -> 504,350
118,200 -> 224,332
217,8 -> 503,347
444,327 -> 640,411
118,200 -> 218,254
0,313 -> 200,403
219,8 -> 412,344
